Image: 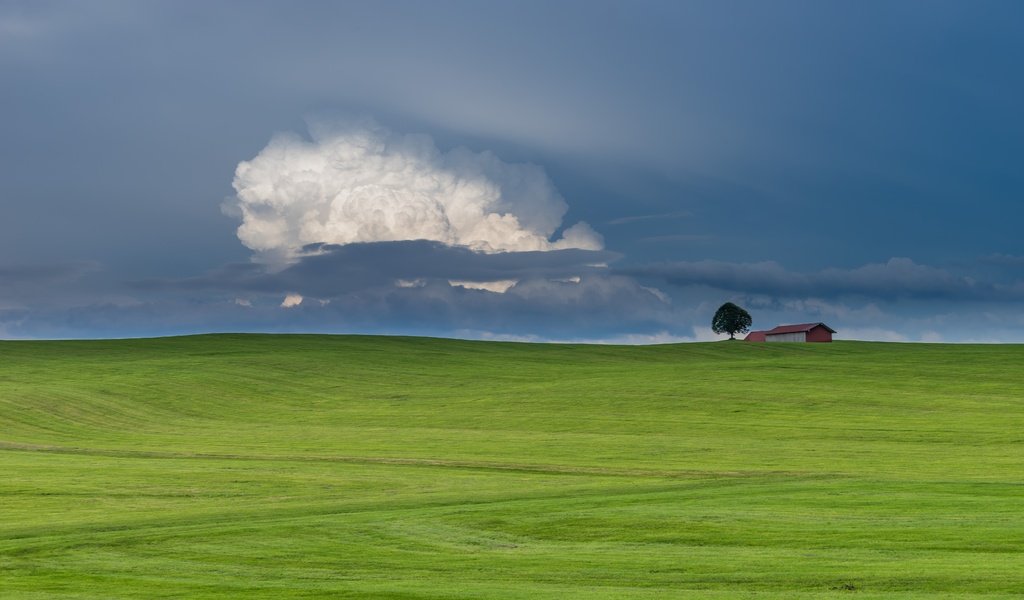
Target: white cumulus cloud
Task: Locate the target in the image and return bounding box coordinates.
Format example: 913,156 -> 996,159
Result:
448,279 -> 518,293
229,118 -> 602,262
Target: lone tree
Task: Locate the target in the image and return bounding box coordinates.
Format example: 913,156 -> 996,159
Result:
711,302 -> 752,340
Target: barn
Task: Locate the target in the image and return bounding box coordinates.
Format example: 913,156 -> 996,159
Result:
744,323 -> 835,343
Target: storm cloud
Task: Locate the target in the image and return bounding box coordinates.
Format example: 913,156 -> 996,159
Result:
0,261 -> 101,309
228,118 -> 602,263
2,3 -> 1024,342
628,257 -> 1024,302
141,241 -> 618,297
105,240 -> 677,339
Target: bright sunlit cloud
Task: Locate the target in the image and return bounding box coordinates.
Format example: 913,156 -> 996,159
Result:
229,118 -> 602,263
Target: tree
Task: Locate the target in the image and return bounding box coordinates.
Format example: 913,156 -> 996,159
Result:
711,302 -> 752,340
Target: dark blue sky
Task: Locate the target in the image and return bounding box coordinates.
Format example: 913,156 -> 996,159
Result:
2,1 -> 1022,341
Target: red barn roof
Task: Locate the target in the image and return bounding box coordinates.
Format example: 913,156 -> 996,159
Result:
765,322 -> 836,335
744,331 -> 767,342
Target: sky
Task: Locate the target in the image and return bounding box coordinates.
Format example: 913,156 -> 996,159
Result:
1,0 -> 1023,342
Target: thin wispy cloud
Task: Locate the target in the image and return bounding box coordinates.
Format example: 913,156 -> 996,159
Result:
606,210 -> 691,226
981,254 -> 1024,267
637,234 -> 713,244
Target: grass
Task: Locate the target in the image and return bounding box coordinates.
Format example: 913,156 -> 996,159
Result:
0,334 -> 1022,598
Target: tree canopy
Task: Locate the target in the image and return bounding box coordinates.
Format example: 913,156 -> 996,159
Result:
711,302 -> 752,340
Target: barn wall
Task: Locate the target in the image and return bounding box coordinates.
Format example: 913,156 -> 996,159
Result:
806,327 -> 833,342
766,332 -> 806,343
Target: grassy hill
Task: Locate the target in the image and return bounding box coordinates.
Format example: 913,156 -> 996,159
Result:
1,335 -> 1022,598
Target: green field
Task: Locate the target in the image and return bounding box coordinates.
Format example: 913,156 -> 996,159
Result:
1,335 -> 1022,598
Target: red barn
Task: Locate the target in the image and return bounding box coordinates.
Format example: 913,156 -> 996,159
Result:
745,323 -> 835,343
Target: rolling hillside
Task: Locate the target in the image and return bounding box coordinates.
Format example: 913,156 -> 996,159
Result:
1,335 -> 1022,598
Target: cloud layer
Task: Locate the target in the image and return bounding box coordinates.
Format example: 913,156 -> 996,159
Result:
108,240 -> 674,340
627,257 -> 1022,301
142,240 -> 619,297
5,250 -> 1024,343
228,118 -> 602,262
